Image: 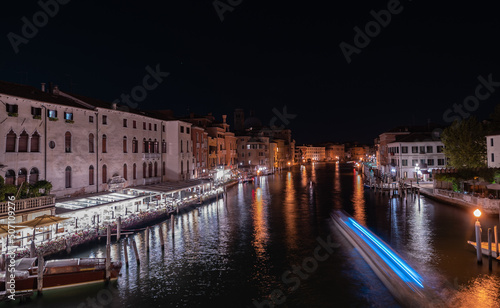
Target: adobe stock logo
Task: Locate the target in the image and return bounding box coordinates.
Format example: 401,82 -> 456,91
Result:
7,0 -> 71,54
213,0 -> 243,22
339,0 -> 408,64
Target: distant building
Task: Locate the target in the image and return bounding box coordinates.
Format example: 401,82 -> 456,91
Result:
325,143 -> 345,161
296,145 -> 326,162
386,132 -> 446,180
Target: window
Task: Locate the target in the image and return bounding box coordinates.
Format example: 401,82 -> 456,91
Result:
31,107 -> 42,117
492,153 -> 495,162
402,159 -> 408,166
420,159 -> 426,165
133,163 -> 137,180
162,162 -> 166,176
181,140 -> 183,153
123,119 -> 128,127
180,126 -> 184,133
437,146 -> 444,153
102,165 -> 107,184
162,141 -> 167,153
133,120 -> 137,129
64,112 -> 73,121
438,158 -> 445,165
412,146 -> 418,153
412,159 -> 418,166
49,141 -> 56,149
154,124 -> 157,131
48,109 -> 57,119
65,132 -> 72,153
143,122 -> 146,130
102,135 -> 107,153
427,159 -> 434,166
31,132 -> 40,152
149,123 -> 152,131
89,165 -> 94,185
65,166 -> 72,188
148,162 -> 153,178
162,125 -> 165,132
419,146 -> 425,154
18,131 -> 28,152
123,164 -> 128,180
123,136 -> 127,153
89,133 -> 94,153
102,115 -> 107,125
187,141 -> 189,153
401,146 -> 408,153
89,115 -> 94,123
491,138 -> 494,147
29,168 -> 39,184
426,146 -> 433,153
143,139 -> 148,153
143,162 -> 147,178
154,139 -> 159,153
180,161 -> 183,174
154,162 -> 158,177
186,127 -> 190,134
132,138 -> 138,153
6,103 -> 18,115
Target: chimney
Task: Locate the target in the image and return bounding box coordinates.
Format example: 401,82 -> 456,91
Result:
222,114 -> 227,123
41,83 -> 46,92
111,103 -> 117,110
53,85 -> 60,96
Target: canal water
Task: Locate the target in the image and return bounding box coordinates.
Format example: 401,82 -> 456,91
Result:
3,162 -> 500,307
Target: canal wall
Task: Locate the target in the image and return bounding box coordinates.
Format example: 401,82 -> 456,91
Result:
419,188 -> 500,215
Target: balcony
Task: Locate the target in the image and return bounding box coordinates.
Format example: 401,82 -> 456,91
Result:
0,195 -> 55,218
143,153 -> 161,159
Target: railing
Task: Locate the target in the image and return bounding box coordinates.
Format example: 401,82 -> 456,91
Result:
0,195 -> 55,215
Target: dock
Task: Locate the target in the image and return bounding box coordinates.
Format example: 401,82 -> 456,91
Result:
467,241 -> 500,260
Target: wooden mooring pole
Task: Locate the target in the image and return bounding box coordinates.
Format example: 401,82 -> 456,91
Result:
117,216 -> 122,241
171,214 -> 175,236
106,225 -> 111,281
475,220 -> 482,264
495,225 -> 499,258
37,252 -> 44,296
123,237 -> 129,268
488,228 -> 493,271
159,225 -> 165,250
145,226 -> 150,252
132,238 -> 140,265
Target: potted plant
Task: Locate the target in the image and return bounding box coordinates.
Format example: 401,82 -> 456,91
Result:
8,112 -> 18,117
48,117 -> 58,121
65,119 -> 74,124
33,115 -> 42,120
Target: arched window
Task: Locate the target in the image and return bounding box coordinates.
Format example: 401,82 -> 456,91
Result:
5,170 -> 15,185
102,165 -> 107,183
123,136 -> 127,153
89,165 -> 94,185
162,161 -> 166,176
65,166 -> 71,188
133,163 -> 137,180
18,131 -> 29,152
187,161 -> 189,178
148,162 -> 153,178
123,164 -> 128,180
65,132 -> 71,153
143,162 -> 147,178
180,161 -> 183,174
143,138 -> 147,153
31,132 -> 40,152
154,162 -> 158,177
148,138 -> 153,153
102,135 -> 107,153
154,139 -> 159,153
6,130 -> 16,152
132,138 -> 138,153
89,133 -> 94,153
180,140 -> 183,153
186,141 -> 189,153
29,168 -> 39,184
162,140 -> 166,153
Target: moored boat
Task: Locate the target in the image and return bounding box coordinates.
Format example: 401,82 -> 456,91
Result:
0,257 -> 122,293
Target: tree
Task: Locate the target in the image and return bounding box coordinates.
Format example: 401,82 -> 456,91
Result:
441,117 -> 487,168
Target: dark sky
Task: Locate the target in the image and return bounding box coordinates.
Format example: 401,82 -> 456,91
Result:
1,0 -> 500,145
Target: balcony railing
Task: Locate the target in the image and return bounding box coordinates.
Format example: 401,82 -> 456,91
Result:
0,195 -> 55,216
143,153 -> 161,159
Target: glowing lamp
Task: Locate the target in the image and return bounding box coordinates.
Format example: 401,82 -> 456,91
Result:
474,209 -> 481,218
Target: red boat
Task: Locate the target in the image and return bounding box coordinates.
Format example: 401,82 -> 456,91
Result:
0,257 -> 122,292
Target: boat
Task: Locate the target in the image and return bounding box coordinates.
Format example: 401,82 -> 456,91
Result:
239,176 -> 254,184
0,257 -> 122,293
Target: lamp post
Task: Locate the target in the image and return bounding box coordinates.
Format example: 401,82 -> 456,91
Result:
474,209 -> 482,264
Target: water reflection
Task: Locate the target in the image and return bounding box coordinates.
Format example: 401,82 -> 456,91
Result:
351,174 -> 366,225
284,171 -> 298,250
251,187 -> 269,258
450,275 -> 500,307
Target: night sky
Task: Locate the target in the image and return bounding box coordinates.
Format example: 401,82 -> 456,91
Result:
1,0 -> 500,145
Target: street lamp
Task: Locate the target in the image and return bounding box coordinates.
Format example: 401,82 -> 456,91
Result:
474,209 -> 483,264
